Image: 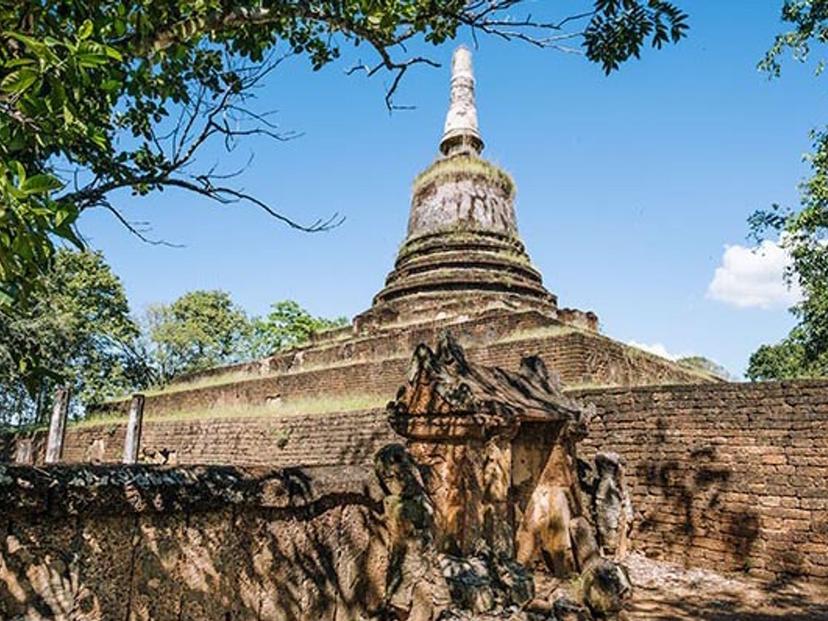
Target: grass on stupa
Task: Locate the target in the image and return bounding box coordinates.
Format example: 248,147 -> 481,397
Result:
73,393 -> 389,430
140,369 -> 261,398
412,154 -> 516,197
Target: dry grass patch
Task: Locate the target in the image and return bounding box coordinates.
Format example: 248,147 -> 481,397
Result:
73,393 -> 388,430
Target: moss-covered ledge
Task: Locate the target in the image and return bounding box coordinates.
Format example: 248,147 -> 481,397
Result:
0,462 -> 380,518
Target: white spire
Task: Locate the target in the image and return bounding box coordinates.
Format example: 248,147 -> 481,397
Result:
440,46 -> 484,156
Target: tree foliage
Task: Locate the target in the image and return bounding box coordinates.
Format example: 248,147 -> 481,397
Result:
145,289 -> 251,382
746,329 -> 811,381
143,293 -> 345,381
748,1 -> 828,380
250,300 -> 348,357
0,249 -> 147,428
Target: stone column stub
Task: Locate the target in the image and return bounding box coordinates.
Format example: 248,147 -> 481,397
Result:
45,385 -> 70,464
122,393 -> 145,464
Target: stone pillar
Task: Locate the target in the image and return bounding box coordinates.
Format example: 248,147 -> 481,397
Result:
14,438 -> 34,465
122,394 -> 145,464
44,385 -> 70,464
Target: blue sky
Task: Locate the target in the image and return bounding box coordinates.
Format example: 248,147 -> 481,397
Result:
78,2 -> 825,377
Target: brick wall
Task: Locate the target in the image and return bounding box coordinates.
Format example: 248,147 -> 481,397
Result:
6,380 -> 825,582
574,380 -> 828,583
9,408 -> 395,468
96,328 -> 709,419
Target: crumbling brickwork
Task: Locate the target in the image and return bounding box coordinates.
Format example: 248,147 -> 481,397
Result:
0,463 -> 387,621
5,381 -> 827,584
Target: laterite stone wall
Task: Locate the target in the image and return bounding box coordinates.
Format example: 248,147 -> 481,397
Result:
0,464 -> 386,621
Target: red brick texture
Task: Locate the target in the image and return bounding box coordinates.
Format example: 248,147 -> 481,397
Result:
8,409 -> 394,468
5,380 -> 827,583
574,380 -> 828,583
95,328 -> 710,420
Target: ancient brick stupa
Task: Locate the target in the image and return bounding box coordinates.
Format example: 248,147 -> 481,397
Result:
357,47 -> 559,329
25,46 -> 718,467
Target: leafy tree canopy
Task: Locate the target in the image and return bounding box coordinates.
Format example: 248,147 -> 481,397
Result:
250,300 -> 348,357
748,1 -> 828,380
145,289 -> 251,382
746,329 -> 811,381
0,248 -> 147,428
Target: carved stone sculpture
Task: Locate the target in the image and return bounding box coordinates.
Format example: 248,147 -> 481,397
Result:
588,452 -> 634,559
382,335 -> 634,621
375,444 -> 450,621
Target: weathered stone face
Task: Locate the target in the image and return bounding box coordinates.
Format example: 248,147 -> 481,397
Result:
388,335 -> 603,577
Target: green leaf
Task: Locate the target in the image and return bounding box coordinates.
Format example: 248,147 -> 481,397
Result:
104,46 -> 123,62
77,53 -> 109,67
3,31 -> 47,56
22,174 -> 62,195
78,20 -> 94,41
1,68 -> 38,94
4,58 -> 35,69
12,161 -> 25,185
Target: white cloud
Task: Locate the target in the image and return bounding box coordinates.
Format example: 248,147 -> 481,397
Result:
706,240 -> 802,309
627,341 -> 683,361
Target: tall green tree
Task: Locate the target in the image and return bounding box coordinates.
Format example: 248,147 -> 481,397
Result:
250,300 -> 348,357
145,289 -> 252,381
0,249 -> 147,428
747,1 -> 828,380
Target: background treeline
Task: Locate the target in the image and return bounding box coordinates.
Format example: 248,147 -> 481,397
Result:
0,249 -> 347,429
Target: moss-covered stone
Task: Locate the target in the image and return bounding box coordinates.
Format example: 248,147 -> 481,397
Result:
412,154 -> 516,199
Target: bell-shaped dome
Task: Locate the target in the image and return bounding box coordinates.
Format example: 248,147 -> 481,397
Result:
358,47 -> 558,328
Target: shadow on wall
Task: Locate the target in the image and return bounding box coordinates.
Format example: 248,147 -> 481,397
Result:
0,465 -> 388,621
636,438 -> 764,575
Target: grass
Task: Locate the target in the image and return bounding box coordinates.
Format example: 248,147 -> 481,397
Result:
139,369 -> 259,399
413,154 -> 515,198
72,393 -> 389,430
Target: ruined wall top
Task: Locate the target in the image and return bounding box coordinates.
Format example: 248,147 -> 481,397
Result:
388,334 -> 591,440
